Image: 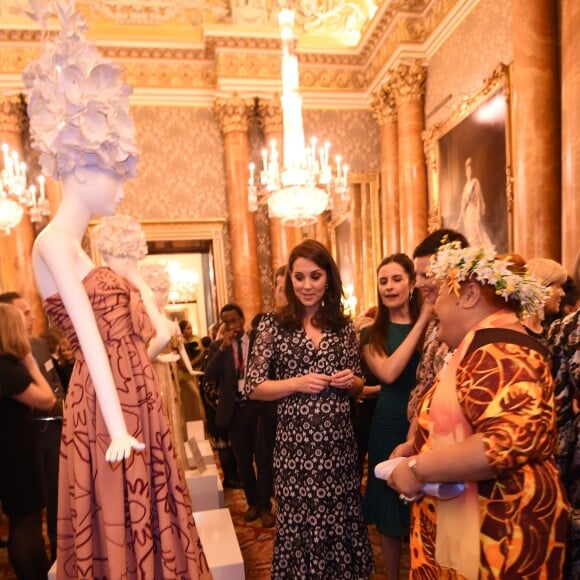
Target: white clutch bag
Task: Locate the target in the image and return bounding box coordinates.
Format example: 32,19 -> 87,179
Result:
374,457 -> 465,501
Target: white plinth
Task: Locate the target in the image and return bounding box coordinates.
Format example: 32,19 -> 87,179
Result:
186,439 -> 214,468
185,466 -> 220,511
194,508 -> 245,580
186,420 -> 206,442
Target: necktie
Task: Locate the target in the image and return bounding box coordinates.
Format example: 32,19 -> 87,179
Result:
236,338 -> 244,379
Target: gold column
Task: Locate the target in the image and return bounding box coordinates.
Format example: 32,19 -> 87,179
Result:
561,0 -> 580,273
371,81 -> 399,257
0,95 -> 45,334
256,97 -> 301,271
214,95 -> 261,321
392,62 -> 428,256
512,0 -> 560,260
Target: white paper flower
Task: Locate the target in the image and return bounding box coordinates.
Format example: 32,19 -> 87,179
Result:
93,214 -> 148,260
22,0 -> 138,180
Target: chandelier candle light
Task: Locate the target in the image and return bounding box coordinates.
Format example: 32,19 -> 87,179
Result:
0,143 -> 49,233
248,7 -> 350,227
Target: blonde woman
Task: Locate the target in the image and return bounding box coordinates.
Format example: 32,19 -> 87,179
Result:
0,303 -> 56,578
523,257 -> 567,342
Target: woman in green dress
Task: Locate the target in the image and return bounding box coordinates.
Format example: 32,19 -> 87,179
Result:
362,253 -> 433,580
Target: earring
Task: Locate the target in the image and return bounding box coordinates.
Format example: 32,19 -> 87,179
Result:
409,289 -> 414,302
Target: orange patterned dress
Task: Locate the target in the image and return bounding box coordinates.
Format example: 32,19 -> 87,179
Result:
411,329 -> 569,579
45,267 -> 211,579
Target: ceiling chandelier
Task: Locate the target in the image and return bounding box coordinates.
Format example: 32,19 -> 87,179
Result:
248,7 -> 350,227
0,144 -> 49,234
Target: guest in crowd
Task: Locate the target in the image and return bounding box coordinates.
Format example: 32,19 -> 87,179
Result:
559,276 -> 580,316
199,330 -> 241,490
522,257 -> 567,342
395,229 -> 469,456
361,254 -> 433,580
177,319 -> 206,423
351,306 -> 380,481
388,242 -> 569,578
272,264 -> 288,309
547,251 -> 580,578
0,302 -> 56,578
246,239 -> 374,578
205,303 -> 275,528
0,291 -> 65,563
56,337 -> 75,396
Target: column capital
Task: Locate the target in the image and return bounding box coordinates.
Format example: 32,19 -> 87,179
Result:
214,94 -> 255,134
256,95 -> 283,134
0,94 -> 27,134
370,83 -> 397,125
391,61 -> 427,106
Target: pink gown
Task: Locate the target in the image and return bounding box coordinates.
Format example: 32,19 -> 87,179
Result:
44,267 -> 212,579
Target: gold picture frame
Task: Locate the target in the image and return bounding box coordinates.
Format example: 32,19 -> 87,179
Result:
327,172 -> 382,316
423,63 -> 513,252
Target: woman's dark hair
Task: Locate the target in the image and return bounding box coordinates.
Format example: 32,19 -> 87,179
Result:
278,239 -> 349,331
366,253 -> 423,354
178,319 -> 190,334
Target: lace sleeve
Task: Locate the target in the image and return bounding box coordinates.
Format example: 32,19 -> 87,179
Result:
245,313 -> 277,395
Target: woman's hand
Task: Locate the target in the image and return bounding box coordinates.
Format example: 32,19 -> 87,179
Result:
390,440 -> 414,459
295,373 -> 331,395
388,456 -> 424,499
105,434 -> 146,463
329,368 -> 355,390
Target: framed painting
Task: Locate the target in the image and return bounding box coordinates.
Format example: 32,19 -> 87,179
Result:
423,63 -> 513,252
327,172 -> 382,316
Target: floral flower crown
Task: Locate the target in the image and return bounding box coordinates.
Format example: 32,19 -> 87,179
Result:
139,263 -> 171,294
429,241 -> 550,317
22,0 -> 138,180
93,214 -> 147,260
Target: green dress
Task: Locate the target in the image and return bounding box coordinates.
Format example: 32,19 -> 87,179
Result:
363,322 -> 420,537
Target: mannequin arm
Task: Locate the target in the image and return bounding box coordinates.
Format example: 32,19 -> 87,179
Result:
34,232 -> 145,462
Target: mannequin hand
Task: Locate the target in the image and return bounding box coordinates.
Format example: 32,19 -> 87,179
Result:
105,434 -> 146,463
329,368 -> 355,390
295,373 -> 331,395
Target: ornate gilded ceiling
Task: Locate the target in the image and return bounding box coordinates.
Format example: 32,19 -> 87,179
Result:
0,0 -> 475,106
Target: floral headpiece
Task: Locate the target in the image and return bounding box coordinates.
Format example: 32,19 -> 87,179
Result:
139,263 -> 171,294
429,241 -> 550,317
22,0 -> 138,180
93,214 -> 147,260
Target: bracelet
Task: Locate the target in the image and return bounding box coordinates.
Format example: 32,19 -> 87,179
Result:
407,456 -> 425,484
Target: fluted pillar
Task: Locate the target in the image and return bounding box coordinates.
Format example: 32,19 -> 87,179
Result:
257,97 -> 301,270
0,95 -> 45,334
392,62 -> 428,256
371,81 -> 399,256
215,95 -> 261,321
561,0 -> 580,273
512,0 -> 560,260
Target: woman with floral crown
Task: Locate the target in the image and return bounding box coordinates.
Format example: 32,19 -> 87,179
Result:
387,242 -> 569,579
23,2 -> 210,577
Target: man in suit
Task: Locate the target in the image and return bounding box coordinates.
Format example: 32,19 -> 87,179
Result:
0,292 -> 65,563
204,303 -> 275,528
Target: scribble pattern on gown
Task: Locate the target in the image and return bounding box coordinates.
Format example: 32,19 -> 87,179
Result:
44,267 -> 212,579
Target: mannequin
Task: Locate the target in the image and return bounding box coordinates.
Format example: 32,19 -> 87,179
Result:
24,3 -> 210,577
140,262 -> 194,471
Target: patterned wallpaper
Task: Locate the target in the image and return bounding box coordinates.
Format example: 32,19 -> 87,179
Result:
425,0 -> 513,128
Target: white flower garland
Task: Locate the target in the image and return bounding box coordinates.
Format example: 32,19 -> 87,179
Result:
22,0 -> 138,179
429,241 -> 550,317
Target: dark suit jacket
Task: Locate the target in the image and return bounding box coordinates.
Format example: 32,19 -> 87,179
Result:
204,333 -> 254,428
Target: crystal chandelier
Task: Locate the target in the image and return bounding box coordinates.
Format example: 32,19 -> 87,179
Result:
248,7 -> 350,227
0,143 -> 49,234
